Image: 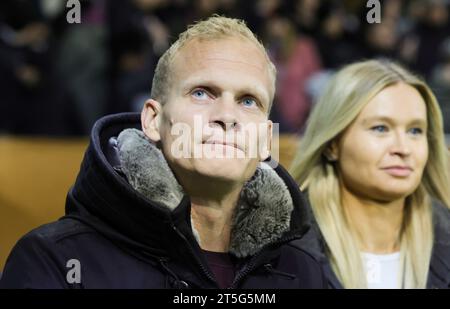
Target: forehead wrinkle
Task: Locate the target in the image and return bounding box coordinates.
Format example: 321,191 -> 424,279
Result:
175,37 -> 269,68
201,56 -> 268,72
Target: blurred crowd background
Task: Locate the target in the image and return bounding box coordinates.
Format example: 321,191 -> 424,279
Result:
1,0 -> 450,136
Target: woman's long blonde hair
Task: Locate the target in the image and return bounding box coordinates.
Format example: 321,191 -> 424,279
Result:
289,59 -> 450,288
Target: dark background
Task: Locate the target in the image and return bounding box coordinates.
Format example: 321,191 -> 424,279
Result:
1,0 -> 449,135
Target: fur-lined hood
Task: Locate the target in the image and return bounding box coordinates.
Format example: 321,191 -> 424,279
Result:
0,113 -> 326,289
117,128 -> 297,258
67,113 -> 310,261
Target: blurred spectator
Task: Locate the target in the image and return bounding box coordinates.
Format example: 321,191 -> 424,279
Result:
190,0 -> 240,21
56,0 -> 109,134
0,0 -> 69,135
264,16 -> 322,133
316,4 -> 363,69
410,0 -> 450,78
0,0 -> 449,137
363,19 -> 400,59
244,0 -> 284,35
292,0 -> 322,37
431,38 -> 450,133
108,0 -> 171,113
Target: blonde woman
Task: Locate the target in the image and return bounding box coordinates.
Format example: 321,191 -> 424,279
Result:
290,59 -> 450,289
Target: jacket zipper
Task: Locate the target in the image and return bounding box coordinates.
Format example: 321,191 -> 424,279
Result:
173,224 -> 305,288
171,224 -> 218,286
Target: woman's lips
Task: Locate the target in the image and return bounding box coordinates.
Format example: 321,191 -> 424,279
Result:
381,166 -> 413,177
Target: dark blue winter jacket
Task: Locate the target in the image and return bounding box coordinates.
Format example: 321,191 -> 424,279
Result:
0,113 -> 326,289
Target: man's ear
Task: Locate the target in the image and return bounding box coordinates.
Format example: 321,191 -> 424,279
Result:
141,99 -> 162,142
260,120 -> 273,161
324,139 -> 339,162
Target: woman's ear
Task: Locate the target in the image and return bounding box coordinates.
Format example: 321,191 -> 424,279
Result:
141,99 -> 162,142
324,140 -> 339,162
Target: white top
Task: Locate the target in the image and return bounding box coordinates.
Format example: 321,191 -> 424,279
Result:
362,252 -> 401,289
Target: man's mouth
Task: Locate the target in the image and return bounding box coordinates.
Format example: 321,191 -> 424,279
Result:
203,140 -> 242,151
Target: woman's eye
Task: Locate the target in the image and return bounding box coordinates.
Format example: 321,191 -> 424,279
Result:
409,127 -> 423,135
242,97 -> 257,108
191,89 -> 208,100
371,125 -> 388,133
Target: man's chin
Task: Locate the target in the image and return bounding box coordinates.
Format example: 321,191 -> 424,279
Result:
191,158 -> 257,182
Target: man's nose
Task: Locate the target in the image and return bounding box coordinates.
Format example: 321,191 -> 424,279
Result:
209,93 -> 240,131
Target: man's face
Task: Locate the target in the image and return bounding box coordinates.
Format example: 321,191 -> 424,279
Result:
144,37 -> 273,186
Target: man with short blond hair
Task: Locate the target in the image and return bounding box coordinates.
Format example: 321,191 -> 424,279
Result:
0,16 -> 325,289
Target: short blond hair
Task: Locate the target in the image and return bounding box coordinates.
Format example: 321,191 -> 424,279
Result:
150,15 -> 277,109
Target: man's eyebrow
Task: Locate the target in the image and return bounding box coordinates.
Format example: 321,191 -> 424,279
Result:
181,79 -> 218,93
362,116 -> 427,126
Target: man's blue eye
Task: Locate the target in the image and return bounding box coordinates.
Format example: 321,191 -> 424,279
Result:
242,98 -> 256,107
192,90 -> 207,99
371,125 -> 388,133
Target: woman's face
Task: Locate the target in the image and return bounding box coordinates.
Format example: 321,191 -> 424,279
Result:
333,82 -> 429,202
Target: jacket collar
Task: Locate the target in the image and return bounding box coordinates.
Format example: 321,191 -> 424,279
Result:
117,128 -> 300,258
66,113 -> 310,260
297,194 -> 450,289
428,201 -> 450,288
293,203 -> 344,289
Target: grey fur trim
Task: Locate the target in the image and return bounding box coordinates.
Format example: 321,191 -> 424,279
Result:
117,129 -> 184,211
230,163 -> 294,257
117,128 -> 293,258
